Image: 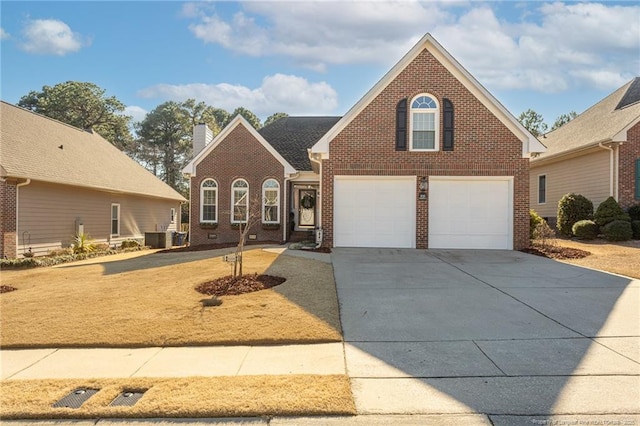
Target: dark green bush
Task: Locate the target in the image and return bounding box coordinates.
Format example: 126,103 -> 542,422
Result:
632,220 -> 640,240
557,193 -> 593,236
628,204 -> 640,221
594,196 -> 630,227
572,220 -> 599,240
529,209 -> 544,239
602,220 -> 633,241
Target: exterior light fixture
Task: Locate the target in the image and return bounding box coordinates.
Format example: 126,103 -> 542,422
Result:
419,177 -> 428,200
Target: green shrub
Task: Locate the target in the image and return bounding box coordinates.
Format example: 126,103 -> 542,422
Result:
73,232 -> 95,254
557,193 -> 594,236
632,220 -> 640,240
120,240 -> 141,249
530,210 -> 544,239
602,220 -> 633,241
628,204 -> 640,221
594,196 -> 630,227
572,220 -> 599,240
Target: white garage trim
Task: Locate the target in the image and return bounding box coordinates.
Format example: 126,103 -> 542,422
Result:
429,176 -> 513,250
334,176 -> 416,248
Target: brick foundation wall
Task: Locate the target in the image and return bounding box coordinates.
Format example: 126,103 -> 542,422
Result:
618,122 -> 640,210
1,179 -> 17,258
190,124 -> 286,246
321,48 -> 530,250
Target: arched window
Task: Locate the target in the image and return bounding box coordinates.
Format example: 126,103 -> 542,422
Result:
410,94 -> 439,151
231,179 -> 249,223
200,179 -> 218,223
262,179 -> 280,224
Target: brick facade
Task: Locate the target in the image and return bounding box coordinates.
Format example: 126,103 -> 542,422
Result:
190,124 -> 286,246
320,48 -> 530,249
0,179 -> 17,258
618,122 -> 640,209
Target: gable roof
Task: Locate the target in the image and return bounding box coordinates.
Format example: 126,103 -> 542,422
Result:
182,115 -> 296,176
533,78 -> 640,162
311,33 -> 546,158
0,101 -> 185,201
258,116 -> 341,171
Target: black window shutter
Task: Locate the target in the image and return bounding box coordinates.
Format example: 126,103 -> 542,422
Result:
396,98 -> 407,151
443,98 -> 454,151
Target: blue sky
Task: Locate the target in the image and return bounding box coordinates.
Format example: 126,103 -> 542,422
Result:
1,1 -> 639,128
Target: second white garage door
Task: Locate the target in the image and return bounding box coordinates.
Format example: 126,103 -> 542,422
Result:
334,176 -> 416,248
429,177 -> 513,249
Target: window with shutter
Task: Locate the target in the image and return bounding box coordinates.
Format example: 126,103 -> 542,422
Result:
409,94 -> 439,151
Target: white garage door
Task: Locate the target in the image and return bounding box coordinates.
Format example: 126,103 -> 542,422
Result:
429,177 -> 513,249
334,176 -> 416,248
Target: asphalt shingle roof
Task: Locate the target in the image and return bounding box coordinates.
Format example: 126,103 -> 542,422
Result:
258,116 -> 341,171
0,101 -> 185,201
534,78 -> 640,161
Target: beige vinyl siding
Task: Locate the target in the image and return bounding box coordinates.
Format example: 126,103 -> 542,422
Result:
17,181 -> 180,256
530,149 -> 611,218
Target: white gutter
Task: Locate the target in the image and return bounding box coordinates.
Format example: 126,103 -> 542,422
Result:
15,178 -> 31,256
599,143 -> 616,199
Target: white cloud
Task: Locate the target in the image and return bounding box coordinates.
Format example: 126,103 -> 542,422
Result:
186,1 -> 450,69
20,19 -> 88,55
185,1 -> 639,93
123,106 -> 148,123
137,74 -> 338,118
0,28 -> 9,40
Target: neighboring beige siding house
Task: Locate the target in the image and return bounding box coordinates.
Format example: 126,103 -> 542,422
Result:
0,101 -> 186,258
530,78 -> 640,222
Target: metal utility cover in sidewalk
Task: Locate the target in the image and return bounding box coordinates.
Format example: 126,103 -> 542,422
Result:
52,388 -> 99,408
109,391 -> 146,407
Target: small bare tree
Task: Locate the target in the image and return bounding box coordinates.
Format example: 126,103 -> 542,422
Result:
232,194 -> 262,277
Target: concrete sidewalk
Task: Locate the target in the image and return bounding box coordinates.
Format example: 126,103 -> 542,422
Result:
0,343 -> 345,380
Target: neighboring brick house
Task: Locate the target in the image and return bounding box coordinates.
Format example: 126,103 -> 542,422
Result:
183,33 -> 545,250
530,78 -> 640,223
0,101 -> 186,258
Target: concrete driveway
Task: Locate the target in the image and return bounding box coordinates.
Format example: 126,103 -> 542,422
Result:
332,248 -> 640,420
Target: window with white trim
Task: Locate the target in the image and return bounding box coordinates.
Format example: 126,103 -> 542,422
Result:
410,94 -> 439,151
111,203 -> 120,236
200,179 -> 218,223
538,175 -> 546,204
262,179 -> 280,223
170,208 -> 176,223
232,179 -> 249,223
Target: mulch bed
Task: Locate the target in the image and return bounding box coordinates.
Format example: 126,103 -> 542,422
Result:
0,285 -> 17,294
196,274 -> 286,296
521,244 -> 591,260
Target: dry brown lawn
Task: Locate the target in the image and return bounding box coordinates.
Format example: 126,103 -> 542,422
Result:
0,375 -> 355,419
0,247 -> 342,348
551,238 -> 640,279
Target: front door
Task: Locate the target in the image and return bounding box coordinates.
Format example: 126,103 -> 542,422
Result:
298,189 -> 316,227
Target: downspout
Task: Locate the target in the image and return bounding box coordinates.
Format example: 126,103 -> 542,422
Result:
16,178 -> 31,256
308,151 -> 323,248
283,172 -> 300,243
599,143 -> 616,199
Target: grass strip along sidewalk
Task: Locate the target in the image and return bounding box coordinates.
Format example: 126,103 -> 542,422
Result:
0,375 -> 355,419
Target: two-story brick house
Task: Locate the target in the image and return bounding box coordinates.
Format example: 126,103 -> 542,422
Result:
183,33 -> 545,250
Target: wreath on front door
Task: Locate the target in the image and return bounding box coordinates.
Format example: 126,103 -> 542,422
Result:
301,193 -> 315,209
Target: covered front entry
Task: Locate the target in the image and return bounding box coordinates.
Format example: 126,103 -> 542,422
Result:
428,177 -> 513,249
333,176 -> 416,248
